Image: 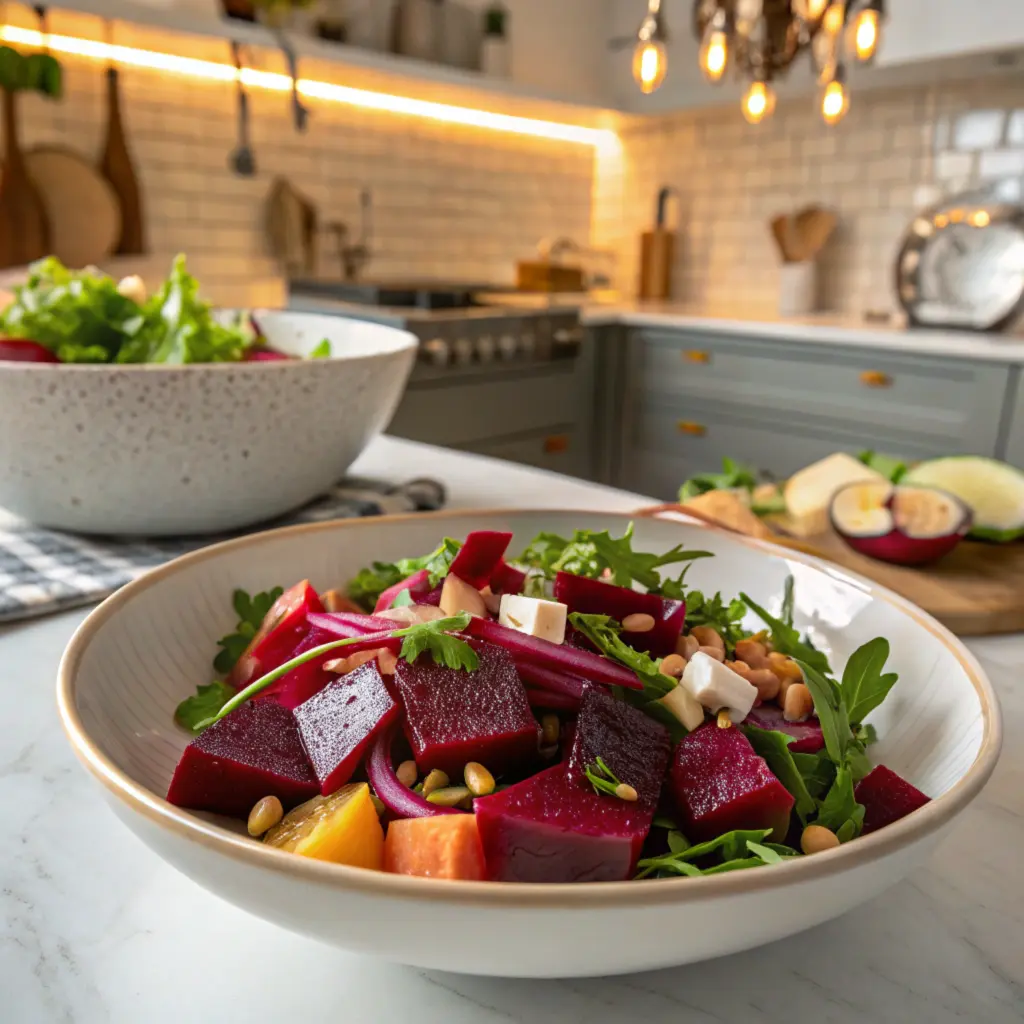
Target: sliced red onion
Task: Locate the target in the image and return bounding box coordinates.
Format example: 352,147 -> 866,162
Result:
366,723 -> 458,819
307,612 -> 403,638
514,660 -> 586,700
465,617 -> 642,690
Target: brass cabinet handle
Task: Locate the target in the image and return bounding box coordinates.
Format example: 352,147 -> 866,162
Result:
677,420 -> 707,437
683,349 -> 710,364
859,370 -> 893,388
543,434 -> 569,454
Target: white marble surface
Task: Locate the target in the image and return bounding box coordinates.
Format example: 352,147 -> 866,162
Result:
2,437 -> 1022,1023
583,302 -> 1024,363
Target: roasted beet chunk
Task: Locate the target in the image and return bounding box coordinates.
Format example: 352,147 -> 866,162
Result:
670,722 -> 794,842
745,703 -> 825,754
855,764 -> 931,834
566,686 -> 671,809
166,699 -> 317,818
393,639 -> 538,776
294,661 -> 400,795
474,764 -> 655,882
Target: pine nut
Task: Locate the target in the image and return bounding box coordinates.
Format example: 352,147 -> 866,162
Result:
421,768 -> 449,797
768,651 -> 803,681
735,638 -> 771,669
614,783 -> 639,802
726,659 -> 752,679
464,762 -> 496,797
540,712 -> 560,747
323,649 -> 379,675
783,683 -> 814,722
659,653 -> 687,678
698,644 -> 726,662
691,626 -> 725,652
426,785 -> 473,807
377,649 -> 399,675
480,586 -> 502,615
747,667 -> 781,701
247,795 -> 283,837
676,633 -> 700,659
716,709 -> 733,728
801,824 -> 840,854
622,612 -> 656,633
396,760 -> 418,788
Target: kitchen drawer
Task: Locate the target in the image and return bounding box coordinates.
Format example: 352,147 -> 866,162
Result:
631,330 -> 1012,451
460,427 -> 589,478
1002,370 -> 1024,468
620,398 -> 963,500
388,366 -> 578,447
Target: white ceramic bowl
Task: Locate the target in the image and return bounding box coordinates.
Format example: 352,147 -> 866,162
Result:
57,511 -> 1001,978
0,311 -> 416,535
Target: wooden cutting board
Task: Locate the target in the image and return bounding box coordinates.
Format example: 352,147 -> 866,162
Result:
639,503 -> 1024,637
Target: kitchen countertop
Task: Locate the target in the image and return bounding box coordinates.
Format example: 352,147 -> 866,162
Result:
583,303 -> 1024,363
3,436 -> 1021,1023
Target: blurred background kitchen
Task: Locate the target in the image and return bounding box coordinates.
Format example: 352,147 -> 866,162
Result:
3,0 -> 1024,492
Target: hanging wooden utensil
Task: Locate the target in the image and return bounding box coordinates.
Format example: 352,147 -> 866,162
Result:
98,22 -> 145,254
0,86 -> 49,268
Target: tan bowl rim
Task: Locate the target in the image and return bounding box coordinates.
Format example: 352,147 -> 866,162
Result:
57,508 -> 1003,909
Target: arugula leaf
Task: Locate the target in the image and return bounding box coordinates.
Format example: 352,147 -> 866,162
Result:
347,537 -> 462,610
634,828 -> 776,878
395,614 -> 478,671
815,765 -> 865,840
679,457 -> 758,502
212,586 -> 283,675
677,589 -> 748,654
741,590 -> 832,675
792,751 -> 837,800
309,338 -> 331,358
780,575 -> 795,629
174,680 -> 235,733
794,657 -> 851,764
854,722 -> 878,747
667,830 -> 691,854
846,741 -> 874,784
745,840 -> 785,865
390,588 -> 415,608
742,725 -> 817,823
840,636 -> 898,725
515,523 -> 711,593
652,813 -> 680,830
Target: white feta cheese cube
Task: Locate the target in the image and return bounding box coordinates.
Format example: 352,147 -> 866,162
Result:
680,652 -> 758,723
658,682 -> 706,731
498,594 -> 567,644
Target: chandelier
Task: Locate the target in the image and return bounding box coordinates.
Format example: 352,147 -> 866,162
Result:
628,0 -> 886,125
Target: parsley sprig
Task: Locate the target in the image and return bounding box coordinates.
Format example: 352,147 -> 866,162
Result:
187,614 -> 477,731
212,586 -> 283,675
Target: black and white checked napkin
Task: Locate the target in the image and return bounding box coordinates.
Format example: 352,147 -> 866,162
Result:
0,477 -> 445,624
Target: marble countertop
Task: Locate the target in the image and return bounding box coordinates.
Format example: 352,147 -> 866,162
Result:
582,303 -> 1024,363
3,436 -> 1022,1023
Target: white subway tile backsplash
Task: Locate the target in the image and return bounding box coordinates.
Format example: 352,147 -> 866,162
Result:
953,110 -> 1006,151
935,150 -> 975,182
978,149 -> 1024,180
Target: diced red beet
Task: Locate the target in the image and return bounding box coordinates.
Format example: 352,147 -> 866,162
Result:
490,559 -> 527,596
670,723 -> 794,842
227,580 -> 324,688
526,688 -> 581,712
294,661 -> 400,795
855,765 -> 931,834
567,686 -> 671,810
745,704 -> 825,754
244,347 -> 292,361
259,625 -> 338,709
393,639 -> 539,775
513,660 -> 587,703
553,572 -> 686,657
166,700 -> 317,818
474,764 -> 655,882
0,338 -> 61,362
373,569 -> 433,614
448,531 -> 513,589
421,584 -> 444,606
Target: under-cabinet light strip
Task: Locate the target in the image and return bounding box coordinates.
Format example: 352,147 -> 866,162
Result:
0,25 -> 613,147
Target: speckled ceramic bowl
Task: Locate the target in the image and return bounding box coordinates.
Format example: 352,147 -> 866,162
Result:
0,311 -> 416,535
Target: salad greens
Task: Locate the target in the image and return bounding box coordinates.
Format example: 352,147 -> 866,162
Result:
213,587 -> 284,676
679,589 -> 748,654
679,457 -> 787,515
636,828 -> 799,879
0,255 -> 257,364
741,590 -> 832,675
175,680 -> 236,734
0,45 -> 62,97
742,724 -> 817,824
347,538 -> 462,611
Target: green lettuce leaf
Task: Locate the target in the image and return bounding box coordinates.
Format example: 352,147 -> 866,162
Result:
742,725 -> 817,823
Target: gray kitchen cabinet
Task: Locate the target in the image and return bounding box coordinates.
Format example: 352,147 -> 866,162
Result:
612,326 -> 1018,498
458,428 -> 589,479
1003,370 -> 1024,469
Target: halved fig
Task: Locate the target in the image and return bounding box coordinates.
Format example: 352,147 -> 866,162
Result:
830,480 -> 971,566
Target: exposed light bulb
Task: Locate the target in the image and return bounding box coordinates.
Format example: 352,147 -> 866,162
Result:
821,75 -> 849,124
794,0 -> 829,20
822,1 -> 845,36
633,38 -> 668,94
742,80 -> 776,124
699,27 -> 728,82
853,6 -> 881,61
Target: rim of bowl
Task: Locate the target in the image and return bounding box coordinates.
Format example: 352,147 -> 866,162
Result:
0,315 -> 417,371
57,508 -> 1002,909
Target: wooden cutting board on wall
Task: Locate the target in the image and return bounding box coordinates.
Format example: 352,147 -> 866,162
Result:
639,503 -> 1024,637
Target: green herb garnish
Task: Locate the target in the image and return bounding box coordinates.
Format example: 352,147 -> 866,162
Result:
674,588 -> 748,654
212,586 -> 284,675
839,637 -> 898,726
635,828 -> 798,879
815,765 -> 865,840
174,680 -> 236,733
192,614 -> 476,730
741,589 -> 832,675
679,457 -> 758,502
742,725 -> 817,824
583,757 -> 630,799
347,537 -> 462,611
309,339 -> 331,358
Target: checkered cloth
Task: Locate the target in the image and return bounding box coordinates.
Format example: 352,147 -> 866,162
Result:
0,477 -> 445,624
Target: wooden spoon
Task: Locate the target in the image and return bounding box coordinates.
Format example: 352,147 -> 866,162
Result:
0,87 -> 49,268
792,206 -> 837,261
